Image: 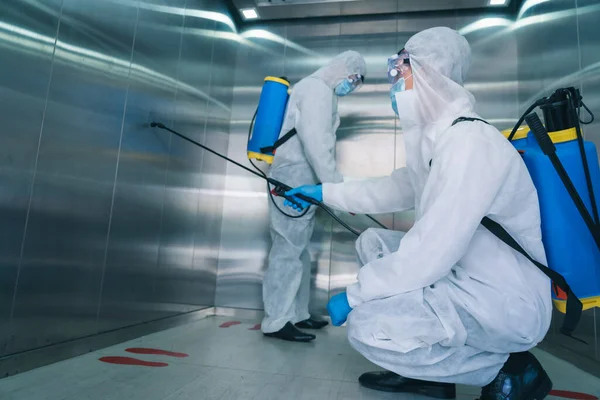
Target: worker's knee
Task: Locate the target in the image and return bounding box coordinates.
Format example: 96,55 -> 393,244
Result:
355,228 -> 379,252
346,327 -> 362,352
355,228 -> 385,266
346,313 -> 361,345
346,306 -> 372,344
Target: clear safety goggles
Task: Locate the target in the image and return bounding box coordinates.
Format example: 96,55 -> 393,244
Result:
347,73 -> 365,90
387,49 -> 410,85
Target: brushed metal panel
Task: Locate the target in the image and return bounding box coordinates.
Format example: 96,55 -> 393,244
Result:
1,0 -> 237,365
458,15 -> 519,131
532,0 -> 580,95
9,176 -> 117,354
178,0 -> 234,309
578,0 -> 600,161
0,0 -> 63,357
154,0 -> 227,311
0,307 -> 214,378
7,0 -> 138,354
0,0 -> 61,172
515,12 -> 544,114
192,22 -> 237,308
517,0 -> 580,110
97,0 -> 186,333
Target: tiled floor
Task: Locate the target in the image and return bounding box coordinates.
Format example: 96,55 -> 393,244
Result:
1,316 -> 599,400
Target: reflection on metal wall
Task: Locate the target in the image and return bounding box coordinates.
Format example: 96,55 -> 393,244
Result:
516,0 -> 600,362
216,13 -> 520,314
0,0 -> 237,357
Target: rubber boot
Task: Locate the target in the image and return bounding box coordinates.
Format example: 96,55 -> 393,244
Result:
480,352 -> 553,400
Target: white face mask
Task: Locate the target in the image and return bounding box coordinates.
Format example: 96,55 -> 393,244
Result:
394,88 -> 417,126
390,74 -> 412,116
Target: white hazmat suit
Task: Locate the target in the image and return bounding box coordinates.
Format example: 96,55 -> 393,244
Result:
262,51 -> 367,334
322,28 -> 552,385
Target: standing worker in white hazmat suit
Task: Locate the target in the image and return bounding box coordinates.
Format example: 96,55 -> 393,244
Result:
262,51 -> 367,342
284,27 -> 554,399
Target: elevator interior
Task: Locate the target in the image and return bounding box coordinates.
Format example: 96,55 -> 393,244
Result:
0,0 -> 599,390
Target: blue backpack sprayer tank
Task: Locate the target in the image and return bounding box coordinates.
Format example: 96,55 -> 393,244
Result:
244,76 -> 308,221
506,87 -> 600,318
441,87 -> 599,340
247,76 -> 293,165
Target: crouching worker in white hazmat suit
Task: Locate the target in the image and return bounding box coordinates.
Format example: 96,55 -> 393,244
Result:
284,27 -> 554,399
262,51 -> 367,343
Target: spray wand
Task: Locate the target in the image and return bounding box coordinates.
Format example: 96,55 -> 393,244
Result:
150,122 -> 386,236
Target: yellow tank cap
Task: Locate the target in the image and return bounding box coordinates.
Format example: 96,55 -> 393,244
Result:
548,127 -> 577,144
264,76 -> 290,87
501,126 -> 530,141
248,151 -> 274,164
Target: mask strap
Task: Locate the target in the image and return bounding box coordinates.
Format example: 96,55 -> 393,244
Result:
392,73 -> 412,89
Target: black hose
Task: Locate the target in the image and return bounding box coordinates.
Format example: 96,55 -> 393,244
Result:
580,101 -> 595,125
320,206 -> 361,236
151,122 -> 264,179
565,90 -> 599,225
525,113 -> 600,249
247,109 -> 309,219
366,214 -> 388,230
246,107 -> 388,233
152,122 -> 362,236
511,88 -> 599,234
508,99 -> 546,142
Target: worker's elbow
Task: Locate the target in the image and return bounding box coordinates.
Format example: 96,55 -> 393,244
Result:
315,170 -> 342,184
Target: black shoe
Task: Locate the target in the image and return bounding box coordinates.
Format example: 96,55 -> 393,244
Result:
480,352 -> 552,400
263,322 -> 316,342
358,371 -> 456,399
295,318 -> 329,330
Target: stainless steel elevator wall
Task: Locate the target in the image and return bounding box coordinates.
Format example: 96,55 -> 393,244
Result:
516,0 -> 600,362
216,13 -> 520,314
0,0 -> 237,357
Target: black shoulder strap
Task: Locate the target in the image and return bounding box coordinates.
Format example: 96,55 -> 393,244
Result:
481,217 -> 582,337
260,128 -> 297,154
452,117 -> 490,126
450,117 -> 583,339
428,117 -> 490,167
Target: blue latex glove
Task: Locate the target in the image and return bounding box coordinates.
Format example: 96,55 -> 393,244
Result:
327,292 -> 352,326
283,185 -> 323,211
